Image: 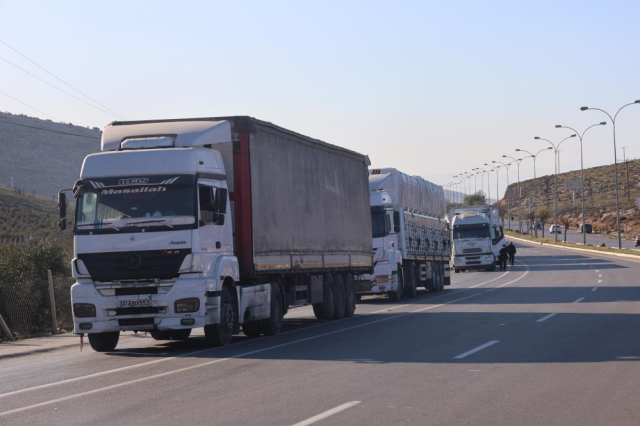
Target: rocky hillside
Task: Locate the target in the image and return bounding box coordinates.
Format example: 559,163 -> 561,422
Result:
502,159 -> 640,237
0,111 -> 101,197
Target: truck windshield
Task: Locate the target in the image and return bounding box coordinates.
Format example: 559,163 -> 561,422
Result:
371,209 -> 387,238
76,186 -> 195,224
453,224 -> 490,240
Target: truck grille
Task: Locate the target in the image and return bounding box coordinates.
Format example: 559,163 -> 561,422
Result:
115,307 -> 161,316
118,318 -> 155,327
78,249 -> 191,282
462,248 -> 482,254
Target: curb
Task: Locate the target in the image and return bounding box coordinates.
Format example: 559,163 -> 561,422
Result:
506,233 -> 640,261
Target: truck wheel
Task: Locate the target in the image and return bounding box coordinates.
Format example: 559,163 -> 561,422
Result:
454,268 -> 460,273
242,321 -> 262,338
204,286 -> 235,347
403,264 -> 417,299
332,274 -> 346,320
343,273 -> 356,317
427,262 -> 439,292
437,264 -> 445,291
313,273 -> 336,320
355,294 -> 362,302
389,267 -> 404,302
88,331 -> 119,352
262,283 -> 284,335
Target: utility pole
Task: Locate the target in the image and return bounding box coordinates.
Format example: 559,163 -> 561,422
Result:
622,147 -> 630,202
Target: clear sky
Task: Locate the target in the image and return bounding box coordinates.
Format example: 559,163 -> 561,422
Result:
1,0 -> 639,198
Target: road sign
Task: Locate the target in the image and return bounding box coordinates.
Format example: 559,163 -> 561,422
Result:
565,179 -> 582,191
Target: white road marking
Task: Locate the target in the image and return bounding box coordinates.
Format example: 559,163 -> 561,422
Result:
598,274 -> 603,278
291,401 -> 361,426
595,270 -> 600,273
573,297 -> 585,303
453,340 -> 500,359
591,288 -> 598,292
536,313 -> 558,323
581,263 -> 587,266
597,280 -> 602,284
0,265 -> 532,417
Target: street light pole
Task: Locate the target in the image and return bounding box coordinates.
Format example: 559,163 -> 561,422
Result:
555,122 -> 607,245
534,135 -> 576,242
503,155 -> 523,232
476,167 -> 491,205
581,100 -> 640,249
493,160 -> 512,231
484,163 -> 501,207
516,147 -> 552,238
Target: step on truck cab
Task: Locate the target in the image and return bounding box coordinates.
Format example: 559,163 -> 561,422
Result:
356,168 -> 451,301
59,117 -> 373,351
450,205 -> 504,272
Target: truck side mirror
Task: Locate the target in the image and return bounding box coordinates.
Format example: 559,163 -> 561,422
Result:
393,211 -> 401,233
58,192 -> 67,231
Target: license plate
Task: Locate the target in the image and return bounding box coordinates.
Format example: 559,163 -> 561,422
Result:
118,296 -> 152,308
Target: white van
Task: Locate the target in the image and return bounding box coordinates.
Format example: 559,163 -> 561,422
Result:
549,224 -> 562,234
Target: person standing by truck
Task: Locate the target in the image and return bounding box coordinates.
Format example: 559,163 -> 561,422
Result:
498,244 -> 508,271
507,242 -> 516,266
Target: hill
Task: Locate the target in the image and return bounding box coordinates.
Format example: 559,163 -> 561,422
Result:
0,187 -> 73,243
502,159 -> 640,237
0,111 -> 101,197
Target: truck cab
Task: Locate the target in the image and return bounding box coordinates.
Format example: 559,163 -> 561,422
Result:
450,206 -> 503,272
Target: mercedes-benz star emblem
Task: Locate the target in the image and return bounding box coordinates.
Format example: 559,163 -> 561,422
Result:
124,253 -> 142,270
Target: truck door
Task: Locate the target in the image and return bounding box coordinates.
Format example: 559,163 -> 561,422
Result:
198,182 -> 231,253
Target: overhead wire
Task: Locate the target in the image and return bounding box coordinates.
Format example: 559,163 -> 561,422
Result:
0,119 -> 101,140
0,39 -> 126,120
0,54 -> 121,120
0,90 -> 59,121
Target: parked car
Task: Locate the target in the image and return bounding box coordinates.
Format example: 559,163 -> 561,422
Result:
578,223 -> 592,234
549,224 -> 562,234
530,222 -> 542,231
636,233 -> 640,247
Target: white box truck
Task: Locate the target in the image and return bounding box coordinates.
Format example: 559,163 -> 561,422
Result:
58,117 -> 373,351
450,205 -> 504,272
357,168 -> 451,301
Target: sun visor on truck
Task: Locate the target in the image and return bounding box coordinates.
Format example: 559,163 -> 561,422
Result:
101,120 -> 232,152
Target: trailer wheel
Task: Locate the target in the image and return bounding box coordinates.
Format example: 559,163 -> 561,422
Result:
332,274 -> 346,320
204,286 -> 235,347
427,262 -> 439,292
437,263 -> 445,291
262,283 -> 283,335
313,273 -> 336,320
242,322 -> 262,338
403,264 -> 417,299
88,331 -> 119,352
389,266 -> 404,302
343,273 -> 356,317
454,268 -> 460,274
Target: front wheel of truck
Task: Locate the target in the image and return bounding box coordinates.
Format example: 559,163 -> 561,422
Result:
205,287 -> 235,347
88,331 -> 120,352
343,273 -> 356,317
389,266 -> 404,302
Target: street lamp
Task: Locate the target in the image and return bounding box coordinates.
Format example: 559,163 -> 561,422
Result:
484,163 -> 501,207
534,135 -> 576,242
503,155 -> 524,232
493,160 -> 512,231
516,147 -> 552,238
555,122 -> 607,245
475,167 -> 491,204
581,100 -> 640,249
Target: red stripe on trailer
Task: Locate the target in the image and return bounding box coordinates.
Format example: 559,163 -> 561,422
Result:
233,133 -> 254,273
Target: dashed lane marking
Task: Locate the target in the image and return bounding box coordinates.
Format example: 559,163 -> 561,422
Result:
536,313 -> 558,323
573,297 -> 585,303
453,340 -> 500,359
592,288 -> 598,292
291,401 -> 362,426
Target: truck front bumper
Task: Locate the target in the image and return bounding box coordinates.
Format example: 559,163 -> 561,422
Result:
71,275 -> 215,334
452,254 -> 495,270
360,262 -> 399,294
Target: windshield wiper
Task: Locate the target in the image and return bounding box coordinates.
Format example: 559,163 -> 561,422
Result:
128,219 -> 174,229
76,222 -> 121,231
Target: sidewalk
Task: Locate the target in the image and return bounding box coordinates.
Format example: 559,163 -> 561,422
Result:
0,332 -> 80,360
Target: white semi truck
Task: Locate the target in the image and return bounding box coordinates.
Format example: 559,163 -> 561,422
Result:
58,117 -> 373,351
356,168 -> 451,301
450,205 -> 504,272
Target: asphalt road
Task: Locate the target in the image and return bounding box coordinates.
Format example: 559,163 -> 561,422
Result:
506,220 -> 640,250
2,241 -> 640,426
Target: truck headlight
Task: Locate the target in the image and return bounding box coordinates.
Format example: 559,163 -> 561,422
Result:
73,303 -> 96,318
175,298 -> 200,313
373,275 -> 391,284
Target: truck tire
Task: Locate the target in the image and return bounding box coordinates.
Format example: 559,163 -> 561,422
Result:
427,262 -> 439,292
242,321 -> 262,338
332,274 -> 346,320
437,263 -> 445,291
313,273 -> 336,320
389,266 -> 404,302
343,273 -> 356,317
88,331 -> 119,352
204,286 -> 235,347
262,283 -> 284,335
403,263 -> 417,299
